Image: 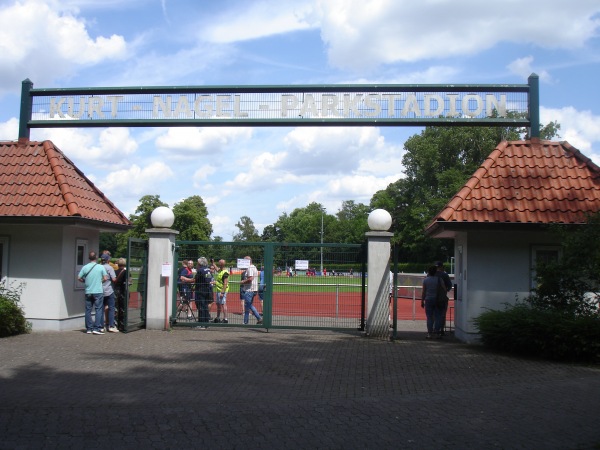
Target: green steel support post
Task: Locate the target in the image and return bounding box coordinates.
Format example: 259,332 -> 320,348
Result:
263,242 -> 274,329
19,79 -> 33,140
528,73 -> 540,138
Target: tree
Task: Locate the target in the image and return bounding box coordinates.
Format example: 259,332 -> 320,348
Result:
273,202 -> 331,243
172,195 -> 213,241
99,232 -> 118,255
116,194 -> 168,256
261,224 -> 283,242
233,216 -> 260,241
333,200 -> 370,244
528,211 -> 600,316
372,121 -> 561,262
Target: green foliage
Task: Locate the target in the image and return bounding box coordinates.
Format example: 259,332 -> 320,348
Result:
529,212 -> 600,317
172,195 -> 213,241
475,212 -> 600,364
99,232 -> 118,256
370,121 -> 561,262
233,216 -> 260,241
129,194 -> 169,238
474,303 -> 600,364
116,194 -> 168,255
333,200 -> 371,244
0,283 -> 31,338
273,203 -> 330,243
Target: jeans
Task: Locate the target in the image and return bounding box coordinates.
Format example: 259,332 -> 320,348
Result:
424,298 -> 438,333
85,293 -> 104,332
195,293 -> 211,322
104,293 -> 115,328
243,290 -> 261,324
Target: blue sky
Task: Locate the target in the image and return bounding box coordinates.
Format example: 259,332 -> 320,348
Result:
1,0 -> 599,239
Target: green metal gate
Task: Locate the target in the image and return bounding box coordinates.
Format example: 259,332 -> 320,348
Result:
171,241 -> 366,331
120,238 -> 148,333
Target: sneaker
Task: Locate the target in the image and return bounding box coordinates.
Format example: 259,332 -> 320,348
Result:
194,326 -> 207,330
108,327 -> 119,333
213,318 -> 220,323
256,319 -> 263,325
86,330 -> 93,334
426,333 -> 432,339
222,318 -> 228,324
92,330 -> 105,335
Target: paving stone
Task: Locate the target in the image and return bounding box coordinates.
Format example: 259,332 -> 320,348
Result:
0,327 -> 599,449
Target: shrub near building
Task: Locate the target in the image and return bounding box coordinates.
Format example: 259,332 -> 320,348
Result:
0,283 -> 31,338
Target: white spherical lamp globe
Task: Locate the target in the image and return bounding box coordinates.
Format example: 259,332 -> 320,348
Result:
368,209 -> 392,231
150,206 -> 175,228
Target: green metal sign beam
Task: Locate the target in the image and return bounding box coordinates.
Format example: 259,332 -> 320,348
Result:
18,75 -> 540,139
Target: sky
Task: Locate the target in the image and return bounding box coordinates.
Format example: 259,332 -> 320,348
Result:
1,0 -> 600,239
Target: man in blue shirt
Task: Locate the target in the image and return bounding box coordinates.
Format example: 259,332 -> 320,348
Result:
78,251 -> 108,335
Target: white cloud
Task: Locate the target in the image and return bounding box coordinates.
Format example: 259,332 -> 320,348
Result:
30,127 -> 137,167
0,0 -> 127,92
0,118 -> 19,140
155,127 -> 253,159
203,1 -> 317,43
192,165 -> 217,184
99,161 -> 175,199
541,106 -> 600,163
207,215 -> 232,238
306,174 -> 399,212
507,56 -> 552,82
316,0 -> 600,70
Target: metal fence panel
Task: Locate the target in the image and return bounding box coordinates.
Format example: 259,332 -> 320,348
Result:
171,241 -> 364,331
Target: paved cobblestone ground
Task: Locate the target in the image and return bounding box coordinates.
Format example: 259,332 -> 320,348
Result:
0,325 -> 599,449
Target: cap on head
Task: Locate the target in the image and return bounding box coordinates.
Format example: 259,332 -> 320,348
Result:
101,254 -> 110,262
435,261 -> 443,267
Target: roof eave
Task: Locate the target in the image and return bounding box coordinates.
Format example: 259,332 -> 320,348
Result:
0,216 -> 132,232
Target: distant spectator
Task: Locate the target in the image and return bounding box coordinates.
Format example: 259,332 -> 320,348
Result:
214,259 -> 229,323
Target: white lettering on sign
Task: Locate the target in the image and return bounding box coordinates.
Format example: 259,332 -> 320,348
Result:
44,92 -> 509,121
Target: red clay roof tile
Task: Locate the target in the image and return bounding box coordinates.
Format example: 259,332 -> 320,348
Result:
0,140 -> 131,227
427,139 -> 600,233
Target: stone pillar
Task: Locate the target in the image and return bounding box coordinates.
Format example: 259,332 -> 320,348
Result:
145,207 -> 178,330
365,209 -> 393,335
145,228 -> 178,330
366,230 -> 393,317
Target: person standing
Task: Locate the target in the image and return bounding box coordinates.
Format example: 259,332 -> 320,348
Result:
239,268 -> 247,315
195,257 -> 213,324
213,259 -> 229,323
78,251 -> 108,335
421,265 -> 445,339
240,256 -> 263,325
100,253 -> 119,332
178,260 -> 195,319
101,250 -> 119,271
114,258 -> 128,330
258,266 -> 265,315
435,261 -> 452,335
